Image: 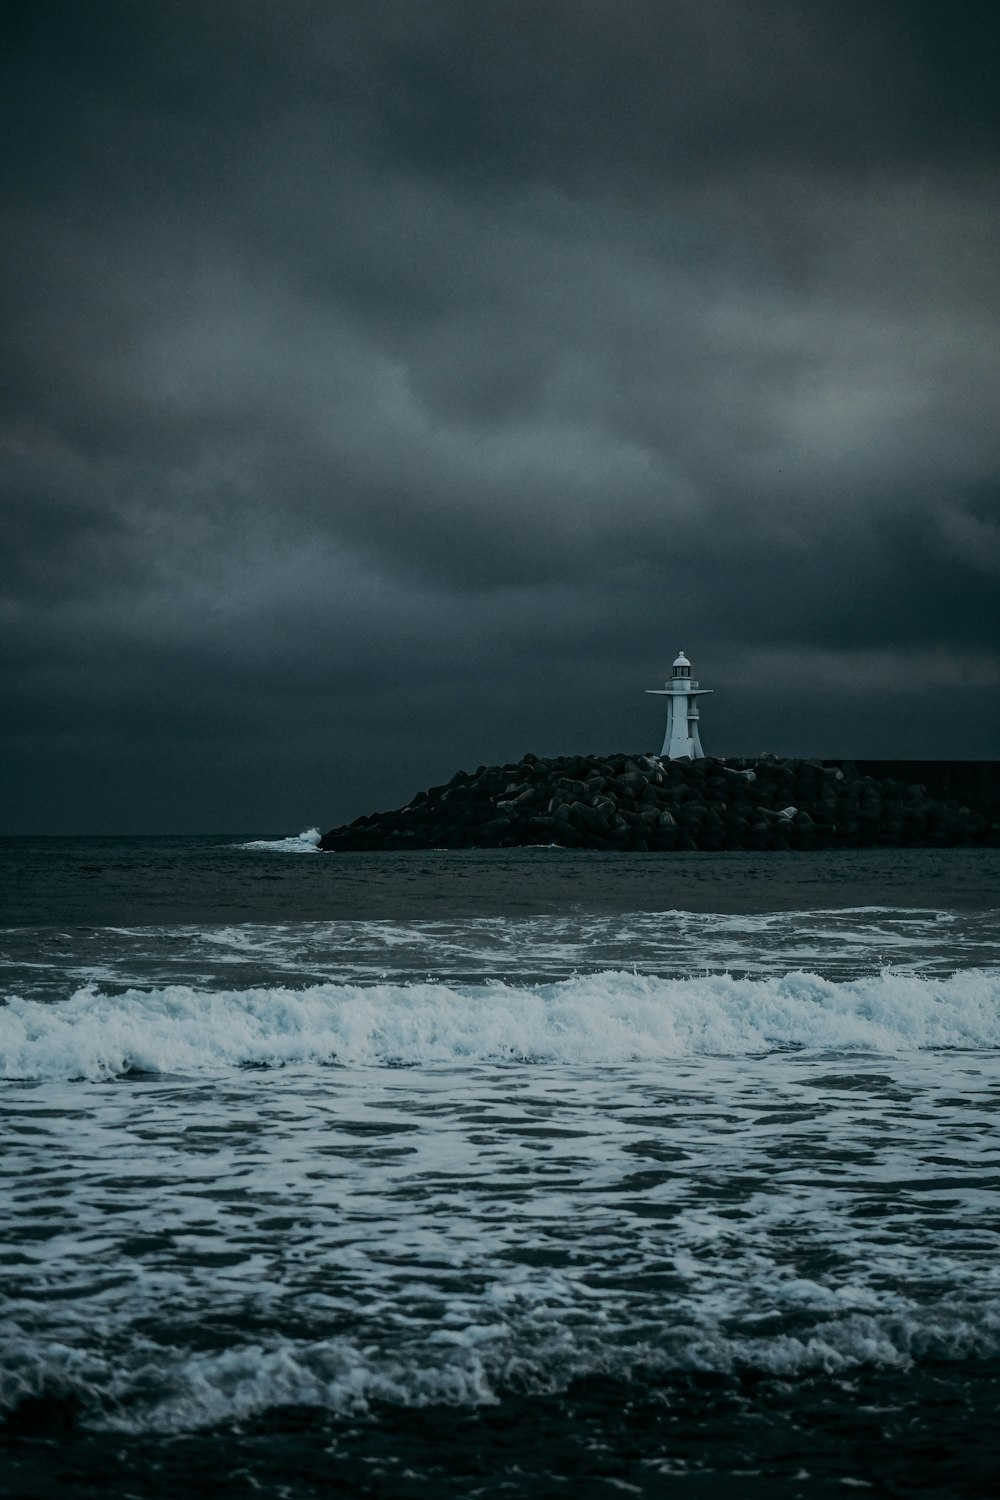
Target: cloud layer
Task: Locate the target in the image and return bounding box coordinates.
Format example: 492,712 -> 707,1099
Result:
2,1 -> 998,831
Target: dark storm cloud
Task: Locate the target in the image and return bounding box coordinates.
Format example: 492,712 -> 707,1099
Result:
2,0 -> 998,830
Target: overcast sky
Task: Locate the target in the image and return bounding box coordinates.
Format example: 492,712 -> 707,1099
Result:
3,0 -> 999,833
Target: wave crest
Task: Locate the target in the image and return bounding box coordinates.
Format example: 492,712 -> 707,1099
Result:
2,967 -> 999,1080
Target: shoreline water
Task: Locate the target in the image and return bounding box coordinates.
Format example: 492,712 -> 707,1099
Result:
2,840 -> 998,1497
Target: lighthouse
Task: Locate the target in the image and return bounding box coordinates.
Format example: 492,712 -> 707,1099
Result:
646,651 -> 713,759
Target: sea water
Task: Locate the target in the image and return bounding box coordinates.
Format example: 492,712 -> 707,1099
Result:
1,838 -> 999,1497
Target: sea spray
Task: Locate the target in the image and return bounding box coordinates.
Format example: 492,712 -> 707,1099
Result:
237,828 -> 321,853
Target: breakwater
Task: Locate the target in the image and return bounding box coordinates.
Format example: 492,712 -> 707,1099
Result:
825,761 -> 1000,814
320,755 -> 1000,852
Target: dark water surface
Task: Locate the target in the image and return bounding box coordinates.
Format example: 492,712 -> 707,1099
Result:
2,838 -> 999,1497
2,835 -> 998,924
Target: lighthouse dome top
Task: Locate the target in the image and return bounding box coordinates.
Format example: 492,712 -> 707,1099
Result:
672,651 -> 691,669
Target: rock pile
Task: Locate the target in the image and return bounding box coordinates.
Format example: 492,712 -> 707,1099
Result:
319,754 -> 999,851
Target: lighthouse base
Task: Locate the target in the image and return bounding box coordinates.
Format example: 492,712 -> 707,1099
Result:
660,701 -> 705,759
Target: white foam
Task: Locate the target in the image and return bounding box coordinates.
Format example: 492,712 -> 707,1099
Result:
236,827 -> 321,852
2,967 -> 999,1081
4,1298 -> 999,1434
5,908 -> 994,1010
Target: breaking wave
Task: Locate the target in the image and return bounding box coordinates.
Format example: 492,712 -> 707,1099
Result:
2,967 -> 999,1080
236,827 -> 321,852
4,1297 -> 1000,1434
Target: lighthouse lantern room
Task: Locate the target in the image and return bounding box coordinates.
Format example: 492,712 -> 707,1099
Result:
646,651 -> 713,759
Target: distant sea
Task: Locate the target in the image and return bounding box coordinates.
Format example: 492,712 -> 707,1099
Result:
2,834 -> 1000,1497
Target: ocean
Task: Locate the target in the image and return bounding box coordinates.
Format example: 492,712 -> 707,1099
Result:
2,835 -> 999,1497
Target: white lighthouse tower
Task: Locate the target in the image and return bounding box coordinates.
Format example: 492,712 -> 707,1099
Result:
646,651 -> 713,759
